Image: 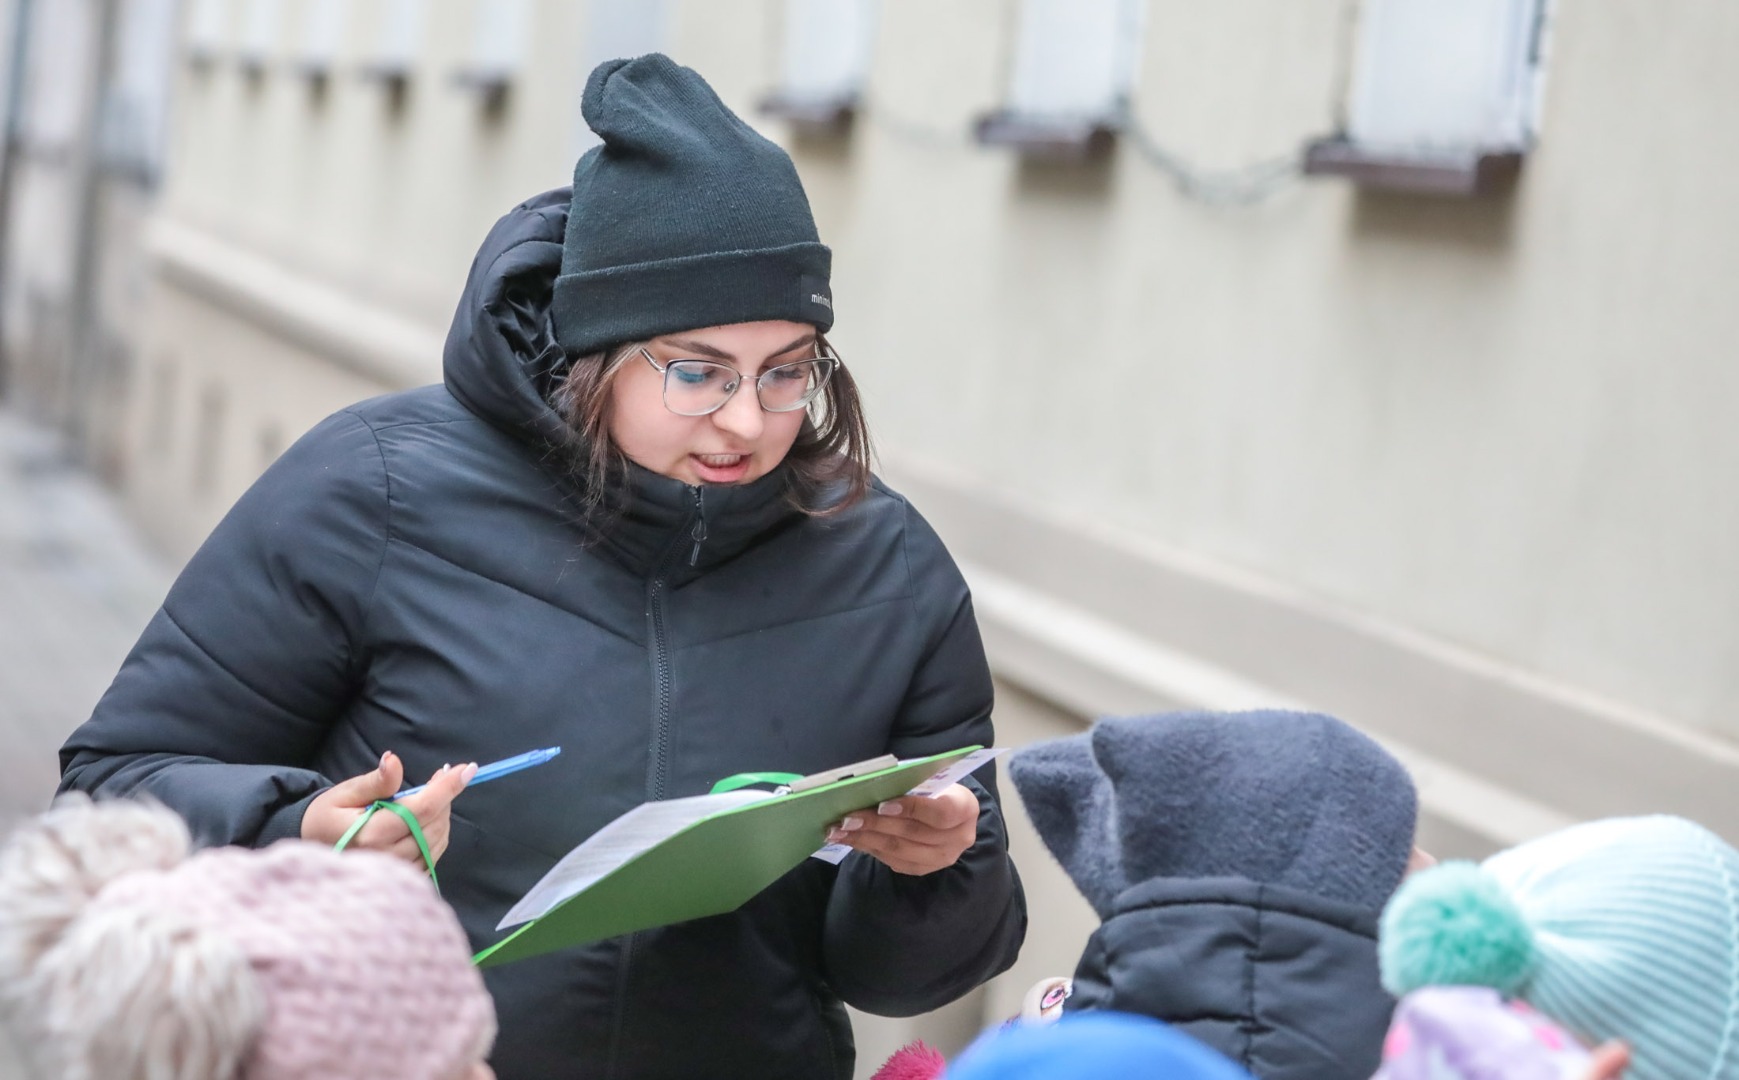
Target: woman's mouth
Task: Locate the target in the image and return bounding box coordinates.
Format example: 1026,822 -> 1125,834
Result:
690,453 -> 751,483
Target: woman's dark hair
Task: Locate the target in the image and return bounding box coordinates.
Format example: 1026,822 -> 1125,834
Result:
549,332 -> 872,528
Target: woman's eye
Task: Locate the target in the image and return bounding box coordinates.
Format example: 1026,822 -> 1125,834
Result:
768,365 -> 810,383
670,363 -> 716,386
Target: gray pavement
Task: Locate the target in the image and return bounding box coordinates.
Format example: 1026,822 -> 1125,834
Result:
0,406 -> 173,1077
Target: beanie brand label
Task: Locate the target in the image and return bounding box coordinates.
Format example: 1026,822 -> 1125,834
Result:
800,274 -> 833,319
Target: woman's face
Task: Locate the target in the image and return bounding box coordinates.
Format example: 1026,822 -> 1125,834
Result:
608,320 -> 817,486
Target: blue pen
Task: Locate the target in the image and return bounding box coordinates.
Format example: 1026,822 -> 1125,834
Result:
394,746 -> 562,801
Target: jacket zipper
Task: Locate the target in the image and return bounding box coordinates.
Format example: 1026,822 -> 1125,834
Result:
648,487 -> 702,801
688,487 -> 708,567
607,486 -> 705,1078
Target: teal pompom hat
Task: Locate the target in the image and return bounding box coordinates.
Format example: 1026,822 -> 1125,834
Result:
1378,816 -> 1739,1080
552,54 -> 834,357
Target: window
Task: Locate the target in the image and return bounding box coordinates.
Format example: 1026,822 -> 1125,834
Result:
364,0 -> 424,80
574,0 -> 671,152
761,0 -> 878,137
453,0 -> 530,105
976,0 -> 1145,160
186,0 -> 229,63
237,0 -> 280,73
23,0 -> 94,152
297,0 -> 347,77
1306,0 -> 1551,195
102,0 -> 180,184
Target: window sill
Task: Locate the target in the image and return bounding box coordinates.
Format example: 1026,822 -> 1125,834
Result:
973,110 -> 1116,163
1303,136 -> 1524,197
451,68 -> 513,112
758,92 -> 856,139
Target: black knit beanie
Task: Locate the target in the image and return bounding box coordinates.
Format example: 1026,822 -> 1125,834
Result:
551,54 -> 834,357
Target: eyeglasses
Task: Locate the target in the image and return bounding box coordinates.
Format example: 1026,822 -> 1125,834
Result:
638,346 -> 840,417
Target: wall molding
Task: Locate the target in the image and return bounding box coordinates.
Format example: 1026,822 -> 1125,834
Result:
882,455 -> 1739,851
145,217 -> 444,392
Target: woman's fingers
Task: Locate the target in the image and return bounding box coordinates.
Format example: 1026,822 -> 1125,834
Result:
400,761 -> 476,820
324,758 -> 475,868
825,784 -> 980,876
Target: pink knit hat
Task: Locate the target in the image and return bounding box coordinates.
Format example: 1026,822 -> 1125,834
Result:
0,797 -> 496,1080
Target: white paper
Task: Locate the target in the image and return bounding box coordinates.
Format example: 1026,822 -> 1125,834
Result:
498,788 -> 773,929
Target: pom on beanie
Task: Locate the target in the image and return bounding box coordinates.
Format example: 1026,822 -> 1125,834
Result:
870,1040 -> 946,1080
1379,862 -> 1537,997
0,793 -> 190,989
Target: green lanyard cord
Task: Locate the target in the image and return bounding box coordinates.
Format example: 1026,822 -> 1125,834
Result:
709,771 -> 803,794
333,800 -> 439,892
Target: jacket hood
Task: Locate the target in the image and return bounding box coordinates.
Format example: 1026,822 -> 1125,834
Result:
443,187 -> 574,448
1068,877 -> 1395,1080
442,188 -> 800,577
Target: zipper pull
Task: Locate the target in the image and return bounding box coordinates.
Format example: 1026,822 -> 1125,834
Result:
688,489 -> 708,567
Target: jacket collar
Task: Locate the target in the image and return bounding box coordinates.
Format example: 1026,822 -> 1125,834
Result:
596,460 -> 798,580
1071,877 -> 1393,1078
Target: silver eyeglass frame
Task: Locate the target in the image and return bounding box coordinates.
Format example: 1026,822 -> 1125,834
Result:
637,346 -> 840,417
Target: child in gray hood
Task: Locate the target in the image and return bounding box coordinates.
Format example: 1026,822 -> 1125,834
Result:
1009,709 -> 1424,1080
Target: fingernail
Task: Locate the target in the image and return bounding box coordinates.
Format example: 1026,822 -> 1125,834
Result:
462,763 -> 479,782
380,751 -> 394,768
877,801 -> 903,817
839,816 -> 863,832
826,829 -> 847,844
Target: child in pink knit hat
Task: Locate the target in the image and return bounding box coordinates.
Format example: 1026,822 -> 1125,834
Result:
0,795 -> 497,1080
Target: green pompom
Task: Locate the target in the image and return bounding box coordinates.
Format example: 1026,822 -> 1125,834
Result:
1379,861 -> 1536,996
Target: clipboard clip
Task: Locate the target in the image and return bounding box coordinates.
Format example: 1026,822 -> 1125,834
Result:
709,753 -> 904,797
785,753 -> 899,793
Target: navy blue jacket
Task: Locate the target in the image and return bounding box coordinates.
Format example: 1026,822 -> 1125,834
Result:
1068,877 -> 1394,1080
59,189 -> 1026,1080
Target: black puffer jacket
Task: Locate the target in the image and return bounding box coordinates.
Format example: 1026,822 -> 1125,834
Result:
58,189 -> 1027,1080
1067,877 -> 1394,1080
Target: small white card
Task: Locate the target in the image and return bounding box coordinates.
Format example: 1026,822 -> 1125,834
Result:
807,747 -> 1008,863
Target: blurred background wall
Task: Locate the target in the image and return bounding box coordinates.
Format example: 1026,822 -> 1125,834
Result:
1,0 -> 1736,1072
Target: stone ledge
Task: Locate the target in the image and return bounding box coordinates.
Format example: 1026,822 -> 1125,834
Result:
145,217 -> 444,393
881,454 -> 1739,848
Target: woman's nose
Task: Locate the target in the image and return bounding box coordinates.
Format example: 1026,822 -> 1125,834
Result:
710,381 -> 764,440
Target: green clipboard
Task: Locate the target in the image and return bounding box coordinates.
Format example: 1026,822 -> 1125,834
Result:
474,745 -> 984,967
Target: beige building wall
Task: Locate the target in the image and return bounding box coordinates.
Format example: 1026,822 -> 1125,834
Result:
117,0 -> 1739,1069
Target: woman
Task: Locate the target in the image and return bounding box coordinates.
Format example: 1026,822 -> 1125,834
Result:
58,55 -> 1026,1080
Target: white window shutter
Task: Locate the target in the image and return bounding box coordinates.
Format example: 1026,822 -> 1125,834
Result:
238,0 -> 281,66
374,0 -> 425,74
1347,0 -> 1549,154
186,0 -> 229,59
470,0 -> 531,80
778,0 -> 877,108
1006,0 -> 1144,122
299,0 -> 347,72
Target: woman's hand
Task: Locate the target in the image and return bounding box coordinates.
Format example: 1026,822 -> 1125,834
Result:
301,751 -> 476,867
825,783 -> 979,876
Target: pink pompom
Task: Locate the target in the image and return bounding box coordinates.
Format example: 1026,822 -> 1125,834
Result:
871,1040 -> 948,1080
